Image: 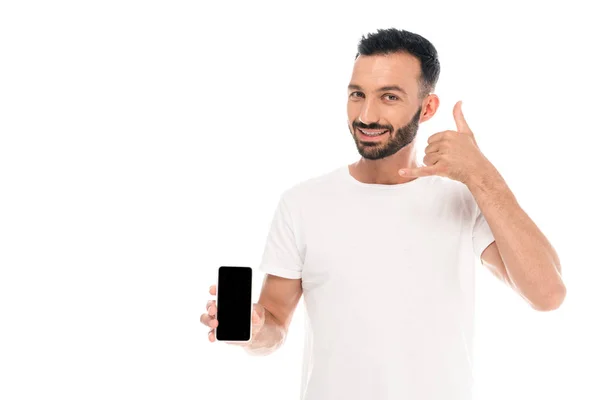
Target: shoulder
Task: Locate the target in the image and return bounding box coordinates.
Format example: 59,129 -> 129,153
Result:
279,166 -> 343,205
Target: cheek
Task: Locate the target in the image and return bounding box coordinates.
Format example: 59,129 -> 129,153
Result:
391,113 -> 413,129
347,101 -> 359,118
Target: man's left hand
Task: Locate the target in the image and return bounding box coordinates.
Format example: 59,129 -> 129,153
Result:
398,101 -> 492,185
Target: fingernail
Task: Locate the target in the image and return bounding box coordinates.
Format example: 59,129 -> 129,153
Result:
398,170 -> 405,175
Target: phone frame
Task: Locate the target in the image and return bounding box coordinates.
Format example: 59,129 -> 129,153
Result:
215,266 -> 253,342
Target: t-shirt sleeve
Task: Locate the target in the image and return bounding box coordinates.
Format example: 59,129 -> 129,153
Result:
258,194 -> 304,279
472,204 -> 496,262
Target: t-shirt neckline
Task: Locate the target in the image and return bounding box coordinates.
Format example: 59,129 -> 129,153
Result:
340,164 -> 430,190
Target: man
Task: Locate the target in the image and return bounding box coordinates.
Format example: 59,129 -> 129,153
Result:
200,28 -> 566,399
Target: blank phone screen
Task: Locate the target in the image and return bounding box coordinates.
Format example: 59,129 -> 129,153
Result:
216,266 -> 252,341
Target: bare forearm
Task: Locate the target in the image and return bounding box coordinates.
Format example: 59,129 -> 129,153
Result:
243,307 -> 287,356
466,166 -> 565,308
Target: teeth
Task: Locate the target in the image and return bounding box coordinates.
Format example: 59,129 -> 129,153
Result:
359,128 -> 387,136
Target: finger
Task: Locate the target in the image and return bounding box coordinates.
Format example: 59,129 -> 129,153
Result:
427,130 -> 454,145
424,141 -> 444,154
208,329 -> 216,342
209,285 -> 216,296
201,314 -> 218,329
206,300 -> 217,315
201,313 -> 219,327
423,152 -> 441,166
453,101 -> 472,133
398,165 -> 438,177
200,313 -> 211,326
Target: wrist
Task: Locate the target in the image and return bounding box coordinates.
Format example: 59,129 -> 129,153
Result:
466,162 -> 500,192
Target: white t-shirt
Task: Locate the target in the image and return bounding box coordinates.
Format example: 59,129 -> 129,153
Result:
258,164 -> 496,400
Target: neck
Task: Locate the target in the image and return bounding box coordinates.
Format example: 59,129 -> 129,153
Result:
350,145 -> 420,185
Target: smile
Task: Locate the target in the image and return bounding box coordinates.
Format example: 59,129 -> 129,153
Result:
358,128 -> 389,137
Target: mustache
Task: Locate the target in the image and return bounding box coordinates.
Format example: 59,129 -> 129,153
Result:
353,120 -> 393,131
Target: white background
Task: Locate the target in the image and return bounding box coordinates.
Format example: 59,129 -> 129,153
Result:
1,1 -> 598,399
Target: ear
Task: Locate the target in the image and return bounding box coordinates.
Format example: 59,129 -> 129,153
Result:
417,93 -> 440,124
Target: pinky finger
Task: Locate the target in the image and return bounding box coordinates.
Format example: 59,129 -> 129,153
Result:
208,329 -> 215,342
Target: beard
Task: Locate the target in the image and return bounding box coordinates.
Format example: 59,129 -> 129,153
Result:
349,106 -> 422,160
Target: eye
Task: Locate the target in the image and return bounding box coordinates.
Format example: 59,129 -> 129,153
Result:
349,91 -> 365,98
384,94 -> 399,101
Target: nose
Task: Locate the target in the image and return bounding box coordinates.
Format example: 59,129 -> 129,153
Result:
358,100 -> 380,126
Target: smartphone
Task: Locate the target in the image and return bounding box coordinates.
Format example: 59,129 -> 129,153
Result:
215,266 -> 253,342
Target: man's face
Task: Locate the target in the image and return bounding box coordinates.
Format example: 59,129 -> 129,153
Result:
347,52 -> 424,160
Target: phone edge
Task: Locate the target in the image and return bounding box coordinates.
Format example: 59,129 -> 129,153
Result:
214,266 -> 253,343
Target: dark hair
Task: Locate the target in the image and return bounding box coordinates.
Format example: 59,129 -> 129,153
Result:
355,28 -> 440,99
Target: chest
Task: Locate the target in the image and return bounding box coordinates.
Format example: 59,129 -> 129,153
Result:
299,194 -> 471,299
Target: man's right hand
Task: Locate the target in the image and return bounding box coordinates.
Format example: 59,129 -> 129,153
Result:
200,284 -> 266,344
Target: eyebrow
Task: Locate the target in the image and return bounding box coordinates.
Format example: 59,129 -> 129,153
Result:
347,84 -> 408,96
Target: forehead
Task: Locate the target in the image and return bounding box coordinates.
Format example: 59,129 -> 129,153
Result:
350,52 -> 421,93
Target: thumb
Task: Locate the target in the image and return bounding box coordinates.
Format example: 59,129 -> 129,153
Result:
252,304 -> 265,325
453,100 -> 472,134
